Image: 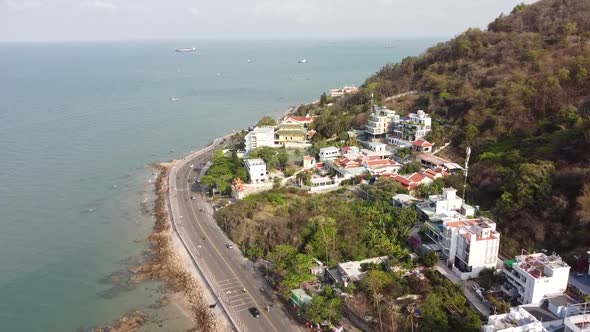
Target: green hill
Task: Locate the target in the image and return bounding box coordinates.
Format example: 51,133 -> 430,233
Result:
295,0 -> 589,257
367,0 -> 590,257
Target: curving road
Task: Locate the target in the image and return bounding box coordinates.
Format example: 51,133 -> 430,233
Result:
168,137 -> 303,332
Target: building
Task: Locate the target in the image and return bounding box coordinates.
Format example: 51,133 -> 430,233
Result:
484,295 -> 582,332
564,301 -> 590,332
244,127 -> 275,152
244,158 -> 268,184
450,218 -> 501,279
483,306 -> 548,332
365,105 -> 399,139
275,121 -> 308,144
319,146 -> 341,161
568,251 -> 590,300
392,194 -> 417,208
392,110 -> 432,141
303,155 -> 316,170
416,153 -> 463,173
411,139 -> 434,153
424,215 -> 500,280
341,146 -> 360,156
364,158 -> 400,176
330,86 -> 359,98
282,115 -> 314,128
328,256 -> 389,284
416,187 -> 474,221
502,253 -> 571,305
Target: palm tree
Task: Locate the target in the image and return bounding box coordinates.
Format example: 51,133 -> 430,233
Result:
372,292 -> 384,331
386,302 -> 399,332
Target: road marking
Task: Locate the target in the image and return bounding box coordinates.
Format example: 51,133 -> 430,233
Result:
180,160 -> 280,332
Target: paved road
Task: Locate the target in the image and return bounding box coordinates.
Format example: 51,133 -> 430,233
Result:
168,138 -> 303,332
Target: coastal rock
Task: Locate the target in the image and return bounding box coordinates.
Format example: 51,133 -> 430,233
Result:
92,311 -> 147,332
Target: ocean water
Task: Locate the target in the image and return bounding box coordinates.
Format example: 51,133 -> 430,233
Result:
0,39 -> 437,331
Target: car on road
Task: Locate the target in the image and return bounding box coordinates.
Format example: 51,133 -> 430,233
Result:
189,164 -> 194,168
225,243 -> 233,249
248,307 -> 260,318
191,196 -> 196,200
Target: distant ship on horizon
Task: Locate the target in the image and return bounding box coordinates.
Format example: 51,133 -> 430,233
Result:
175,47 -> 197,53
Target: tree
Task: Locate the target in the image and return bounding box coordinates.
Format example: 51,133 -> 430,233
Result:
363,270 -> 392,295
511,2 -> 527,14
420,251 -> 438,268
319,92 -> 328,106
421,294 -> 448,332
257,116 -> 276,126
398,161 -> 422,175
372,292 -> 384,332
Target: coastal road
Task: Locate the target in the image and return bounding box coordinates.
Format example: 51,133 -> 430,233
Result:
168,138 -> 303,332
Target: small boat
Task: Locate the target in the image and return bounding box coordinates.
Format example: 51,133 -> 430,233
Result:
247,59 -> 252,63
169,97 -> 179,102
297,58 -> 308,64
175,47 -> 196,53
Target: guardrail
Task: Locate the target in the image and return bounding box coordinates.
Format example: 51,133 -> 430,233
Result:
166,135 -> 245,331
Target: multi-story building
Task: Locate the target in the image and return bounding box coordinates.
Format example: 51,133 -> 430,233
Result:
393,110 -> 432,142
502,253 -> 571,305
425,215 -> 500,280
244,127 -> 275,152
244,158 -> 268,184
417,187 -> 474,221
568,251 -> 590,300
365,105 -> 399,139
319,146 -> 341,161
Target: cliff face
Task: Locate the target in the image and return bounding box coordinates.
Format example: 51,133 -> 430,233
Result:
365,0 -> 590,256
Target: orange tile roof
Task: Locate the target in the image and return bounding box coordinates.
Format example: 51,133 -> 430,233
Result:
412,139 -> 433,148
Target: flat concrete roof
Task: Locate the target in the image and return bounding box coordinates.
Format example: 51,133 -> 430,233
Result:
522,306 -> 560,323
569,273 -> 590,295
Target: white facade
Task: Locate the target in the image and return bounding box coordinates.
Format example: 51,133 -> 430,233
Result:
319,146 -> 341,161
365,106 -> 399,137
450,218 -> 500,280
393,110 -> 432,141
244,158 -> 268,184
483,307 -> 547,332
503,253 -> 571,305
244,127 -> 275,152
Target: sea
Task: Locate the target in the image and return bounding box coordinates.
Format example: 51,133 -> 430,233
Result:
0,39 -> 438,331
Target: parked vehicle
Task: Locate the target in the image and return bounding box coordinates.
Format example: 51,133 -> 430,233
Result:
248,307 -> 260,318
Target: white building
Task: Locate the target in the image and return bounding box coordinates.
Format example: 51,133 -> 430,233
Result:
319,146 -> 341,161
244,158 -> 268,184
330,86 -> 359,98
392,110 -> 432,142
483,306 -> 547,332
450,218 -> 501,280
330,256 -> 389,283
417,187 -> 474,221
365,105 -> 399,138
244,127 -> 275,152
503,253 -> 571,305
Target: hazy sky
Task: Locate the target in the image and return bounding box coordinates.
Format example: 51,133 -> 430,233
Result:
1,0 -> 536,41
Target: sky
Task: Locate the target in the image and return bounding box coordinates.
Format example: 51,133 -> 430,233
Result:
0,0 -> 536,41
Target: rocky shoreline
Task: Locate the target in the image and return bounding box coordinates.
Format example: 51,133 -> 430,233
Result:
93,162 -> 220,332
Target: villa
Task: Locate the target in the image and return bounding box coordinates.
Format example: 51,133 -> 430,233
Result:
365,105 -> 399,139
275,121 -> 308,144
244,127 -> 275,152
502,252 -> 571,305
392,110 -> 432,142
244,158 -> 268,184
329,86 -> 359,98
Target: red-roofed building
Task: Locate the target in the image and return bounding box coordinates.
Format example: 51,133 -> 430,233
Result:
365,159 -> 401,176
282,115 -> 314,127
411,139 -> 434,153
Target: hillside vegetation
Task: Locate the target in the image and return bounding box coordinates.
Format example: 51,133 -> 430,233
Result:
338,0 -> 590,257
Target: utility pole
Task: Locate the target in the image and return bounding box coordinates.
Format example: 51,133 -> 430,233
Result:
462,146 -> 471,203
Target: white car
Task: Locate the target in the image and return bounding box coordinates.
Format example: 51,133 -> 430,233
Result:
191,196 -> 196,200
190,164 -> 194,168
226,244 -> 233,249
